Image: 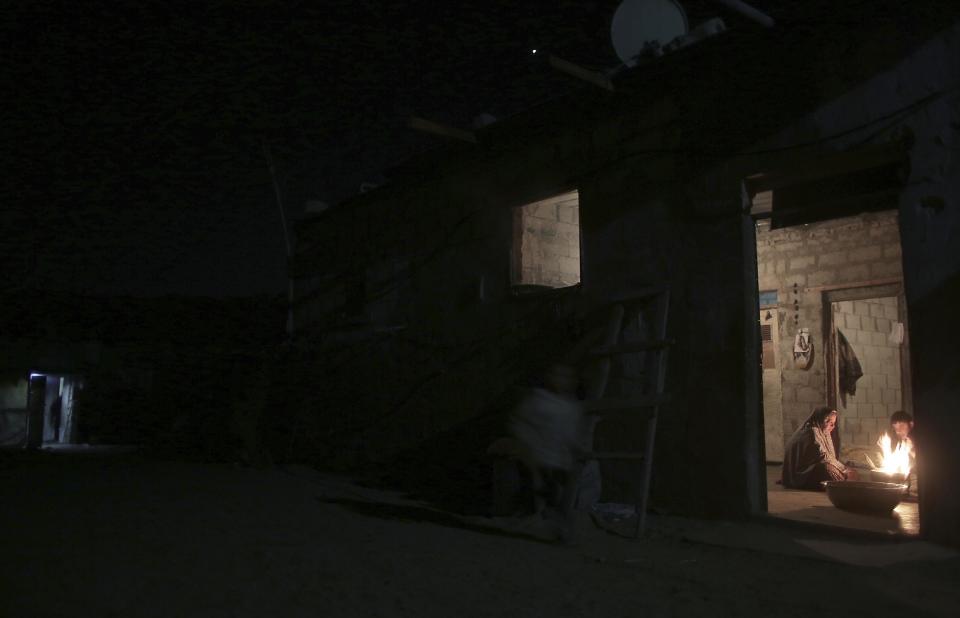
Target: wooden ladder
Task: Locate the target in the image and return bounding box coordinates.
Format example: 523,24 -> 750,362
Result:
581,288 -> 671,538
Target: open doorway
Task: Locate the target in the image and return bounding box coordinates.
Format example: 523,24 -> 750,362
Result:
751,195 -> 918,536
24,372 -> 82,449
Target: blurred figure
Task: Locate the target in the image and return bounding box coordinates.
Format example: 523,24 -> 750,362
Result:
49,395 -> 63,443
783,406 -> 858,490
509,364 -> 585,540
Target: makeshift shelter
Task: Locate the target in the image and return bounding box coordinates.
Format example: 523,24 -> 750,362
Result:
292,3 -> 960,547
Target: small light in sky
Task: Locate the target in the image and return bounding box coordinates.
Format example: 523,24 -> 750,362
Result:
531,48 -> 537,55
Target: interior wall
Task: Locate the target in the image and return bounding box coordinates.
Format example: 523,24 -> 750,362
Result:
41,376 -> 62,443
59,377 -> 79,444
755,211 -> 903,456
760,308 -> 784,461
515,190 -> 581,288
833,297 -> 902,449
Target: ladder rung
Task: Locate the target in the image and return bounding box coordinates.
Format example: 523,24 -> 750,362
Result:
583,394 -> 670,414
586,451 -> 645,461
589,339 -> 674,357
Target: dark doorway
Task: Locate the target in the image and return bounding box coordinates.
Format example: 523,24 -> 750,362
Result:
24,372 -> 81,448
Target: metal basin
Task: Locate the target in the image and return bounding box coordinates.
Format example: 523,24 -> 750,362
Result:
822,480 -> 907,514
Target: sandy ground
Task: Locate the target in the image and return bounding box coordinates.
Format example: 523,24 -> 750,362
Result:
1,450 -> 958,618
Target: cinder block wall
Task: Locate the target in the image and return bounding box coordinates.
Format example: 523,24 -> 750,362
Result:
0,377 -> 27,409
755,210 -> 903,452
517,191 -> 581,287
835,297 -> 902,447
0,376 -> 28,445
290,158 -> 589,469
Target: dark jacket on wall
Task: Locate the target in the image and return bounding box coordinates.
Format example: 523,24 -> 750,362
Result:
837,329 -> 863,406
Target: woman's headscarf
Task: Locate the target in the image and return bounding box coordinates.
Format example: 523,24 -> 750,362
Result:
802,406 -> 837,430
797,405 -> 841,460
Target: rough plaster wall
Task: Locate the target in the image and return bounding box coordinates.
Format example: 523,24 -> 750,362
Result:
294,175 -> 507,336
755,212 -> 902,451
0,377 -> 27,408
835,297 -> 902,448
289,87 -> 680,471
291,169 -> 582,464
517,191 -> 580,287
294,130 -> 705,510
295,141 -> 757,517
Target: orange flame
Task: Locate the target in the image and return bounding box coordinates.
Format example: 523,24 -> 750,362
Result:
876,433 -> 913,476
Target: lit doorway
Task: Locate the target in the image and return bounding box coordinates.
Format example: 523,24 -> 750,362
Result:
746,141 -> 918,535
25,372 -> 81,449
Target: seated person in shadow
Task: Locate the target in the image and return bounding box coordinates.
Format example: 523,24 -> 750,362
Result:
782,406 -> 858,490
508,363 -> 585,538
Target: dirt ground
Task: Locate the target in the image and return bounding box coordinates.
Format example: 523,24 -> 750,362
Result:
1,449 -> 958,618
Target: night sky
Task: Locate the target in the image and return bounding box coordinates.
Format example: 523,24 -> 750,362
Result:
5,0 -> 779,298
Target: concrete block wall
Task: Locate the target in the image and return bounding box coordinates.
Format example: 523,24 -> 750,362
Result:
517,190 -> 581,288
0,376 -> 28,445
755,210 -> 903,452
289,163 -> 590,465
835,296 -> 902,448
0,377 -> 27,409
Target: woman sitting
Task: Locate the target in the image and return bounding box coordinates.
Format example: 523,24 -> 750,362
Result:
782,406 -> 858,490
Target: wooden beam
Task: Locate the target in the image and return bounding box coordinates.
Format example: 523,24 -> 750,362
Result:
407,117 -> 477,144
745,140 -> 908,194
548,55 -> 614,92
804,277 -> 902,293
771,188 -> 901,229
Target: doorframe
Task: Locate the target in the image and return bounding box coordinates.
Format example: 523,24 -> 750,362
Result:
758,298 -> 785,464
821,280 -> 905,412
25,374 -> 47,450
24,371 -> 83,447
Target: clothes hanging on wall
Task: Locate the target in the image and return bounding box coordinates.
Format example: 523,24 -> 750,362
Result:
793,327 -> 813,369
837,329 -> 863,407
888,321 -> 905,345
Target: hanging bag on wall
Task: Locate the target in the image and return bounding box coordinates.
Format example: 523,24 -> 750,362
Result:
793,328 -> 813,369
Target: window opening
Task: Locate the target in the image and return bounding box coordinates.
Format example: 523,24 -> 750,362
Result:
511,190 -> 581,289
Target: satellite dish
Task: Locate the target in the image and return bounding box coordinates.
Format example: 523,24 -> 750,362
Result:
611,0 -> 689,67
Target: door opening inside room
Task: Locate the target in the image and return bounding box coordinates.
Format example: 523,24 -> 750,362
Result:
748,171 -> 918,537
